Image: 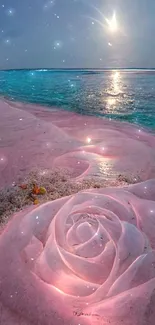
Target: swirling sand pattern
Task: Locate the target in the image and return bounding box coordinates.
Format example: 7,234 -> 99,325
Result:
1,100 -> 155,324
1,180 -> 155,324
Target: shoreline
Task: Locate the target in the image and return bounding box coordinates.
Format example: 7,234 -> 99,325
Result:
2,95 -> 155,135
0,98 -> 155,222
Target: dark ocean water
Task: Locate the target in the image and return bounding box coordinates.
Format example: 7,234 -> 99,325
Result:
0,69 -> 155,129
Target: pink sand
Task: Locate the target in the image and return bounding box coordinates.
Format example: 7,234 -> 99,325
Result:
0,99 -> 155,188
1,180 -> 155,324
1,99 -> 155,324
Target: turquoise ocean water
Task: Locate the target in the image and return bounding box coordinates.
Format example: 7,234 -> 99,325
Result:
0,69 -> 155,130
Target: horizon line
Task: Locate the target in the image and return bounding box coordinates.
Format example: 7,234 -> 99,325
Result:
1,67 -> 155,72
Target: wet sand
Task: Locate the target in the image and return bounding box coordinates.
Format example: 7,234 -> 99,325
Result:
1,98 -> 155,190
1,98 -> 155,222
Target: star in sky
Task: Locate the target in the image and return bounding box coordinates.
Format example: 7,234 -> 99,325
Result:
6,8 -> 15,16
0,0 -> 155,69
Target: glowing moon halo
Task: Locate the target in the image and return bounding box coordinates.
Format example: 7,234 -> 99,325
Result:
105,12 -> 118,33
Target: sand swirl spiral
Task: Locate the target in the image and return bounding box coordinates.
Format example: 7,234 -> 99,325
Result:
1,180 -> 155,324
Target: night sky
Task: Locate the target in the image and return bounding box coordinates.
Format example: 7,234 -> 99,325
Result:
0,0 -> 155,69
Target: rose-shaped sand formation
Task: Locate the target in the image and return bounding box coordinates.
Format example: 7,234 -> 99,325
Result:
1,99 -> 155,188
1,179 -> 155,325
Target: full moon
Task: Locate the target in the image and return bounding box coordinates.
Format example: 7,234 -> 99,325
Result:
106,12 -> 118,33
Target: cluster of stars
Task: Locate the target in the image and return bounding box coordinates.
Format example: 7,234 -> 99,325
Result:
1,4 -> 15,16
0,0 -> 121,67
43,0 -> 55,10
1,2 -> 62,64
1,4 -> 15,54
53,41 -> 63,50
